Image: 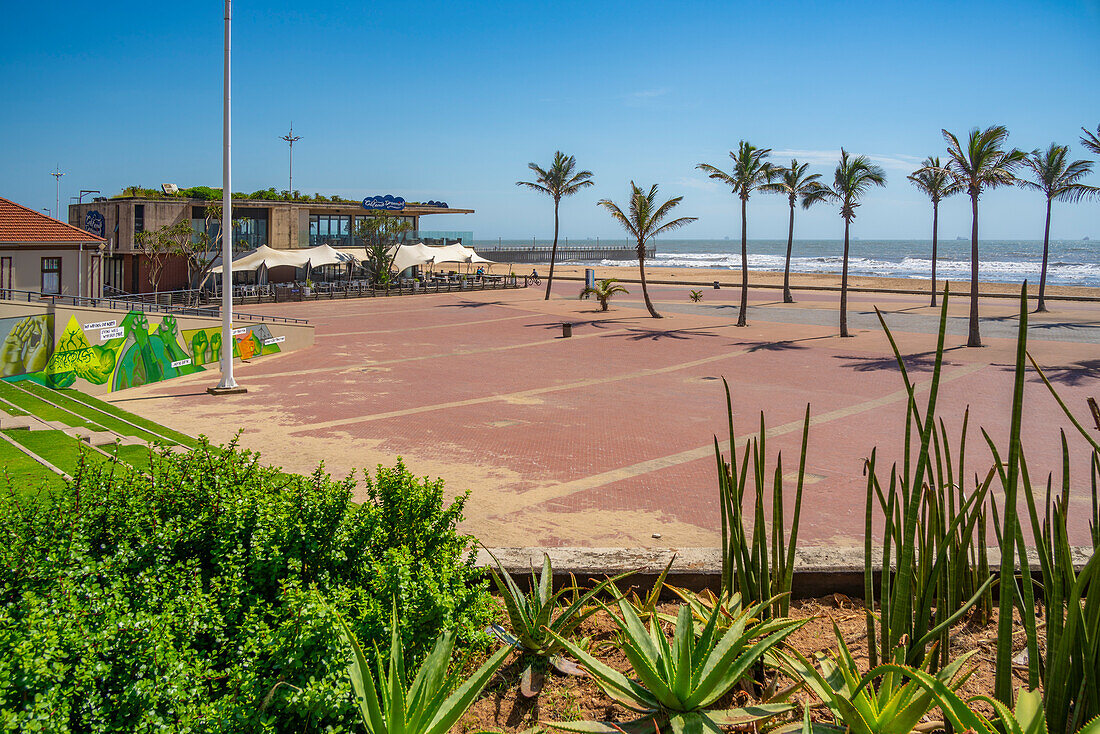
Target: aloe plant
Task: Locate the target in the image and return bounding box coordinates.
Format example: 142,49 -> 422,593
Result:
334,608 -> 512,734
778,622 -> 977,734
485,549 -> 627,695
864,286 -> 996,669
716,381 -> 810,621
546,592 -> 805,734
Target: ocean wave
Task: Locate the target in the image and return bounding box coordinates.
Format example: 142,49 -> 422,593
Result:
571,253 -> 1100,286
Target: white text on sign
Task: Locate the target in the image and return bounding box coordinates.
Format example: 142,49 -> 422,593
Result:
170,358 -> 192,369
263,336 -> 286,346
84,320 -> 117,330
100,327 -> 125,340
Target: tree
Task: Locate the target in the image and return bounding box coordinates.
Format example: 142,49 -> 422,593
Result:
597,183 -> 697,318
181,205 -> 251,303
697,142 -> 776,325
759,159 -> 828,303
579,278 -> 629,311
808,150 -> 886,337
356,214 -> 414,286
516,152 -> 594,301
941,125 -> 1026,347
134,220 -> 192,294
908,156 -> 962,307
1017,143 -> 1098,311
1081,124 -> 1100,157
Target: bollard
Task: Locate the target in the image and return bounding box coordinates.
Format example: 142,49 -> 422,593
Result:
713,281 -> 720,289
562,323 -> 573,338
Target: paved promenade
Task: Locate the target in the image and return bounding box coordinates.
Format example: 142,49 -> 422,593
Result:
111,281 -> 1100,548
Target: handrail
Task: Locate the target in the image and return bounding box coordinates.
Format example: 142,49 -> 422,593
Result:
0,289 -> 310,325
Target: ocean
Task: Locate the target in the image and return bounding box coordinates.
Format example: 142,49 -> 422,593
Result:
474,238 -> 1100,287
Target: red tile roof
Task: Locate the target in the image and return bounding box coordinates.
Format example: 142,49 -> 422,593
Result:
0,197 -> 105,243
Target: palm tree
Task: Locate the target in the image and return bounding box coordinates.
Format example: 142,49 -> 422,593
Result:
516,152 -> 595,300
579,278 -> 630,311
597,183 -> 697,318
1018,143 -> 1098,312
908,157 -> 962,307
1081,125 -> 1100,157
759,159 -> 828,303
941,126 -> 1026,347
807,150 -> 886,337
696,142 -> 776,325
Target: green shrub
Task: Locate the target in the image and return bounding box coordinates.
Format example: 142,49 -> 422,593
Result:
0,439 -> 491,732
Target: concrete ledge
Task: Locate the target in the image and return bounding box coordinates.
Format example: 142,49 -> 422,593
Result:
476,546 -> 1094,599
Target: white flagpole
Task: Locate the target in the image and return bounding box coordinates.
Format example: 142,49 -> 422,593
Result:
213,0 -> 242,393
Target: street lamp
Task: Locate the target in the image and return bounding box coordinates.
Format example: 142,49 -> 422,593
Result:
209,0 -> 246,395
280,123 -> 302,194
50,166 -> 64,222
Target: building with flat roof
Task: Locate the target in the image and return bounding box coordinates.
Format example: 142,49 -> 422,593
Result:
69,190 -> 472,294
1,197 -> 105,298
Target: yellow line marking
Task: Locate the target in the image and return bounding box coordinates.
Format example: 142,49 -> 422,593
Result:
317,313 -> 532,337
493,363 -> 985,512
293,340 -> 791,432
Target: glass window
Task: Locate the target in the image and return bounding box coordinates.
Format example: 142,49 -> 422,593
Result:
134,204 -> 145,234
41,257 -> 61,294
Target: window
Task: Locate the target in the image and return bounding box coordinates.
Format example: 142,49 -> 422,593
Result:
41,257 -> 61,295
134,204 -> 145,234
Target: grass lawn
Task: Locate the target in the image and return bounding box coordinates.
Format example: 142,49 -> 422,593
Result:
17,383 -> 171,445
46,387 -> 199,449
0,381 -> 104,431
0,433 -> 65,498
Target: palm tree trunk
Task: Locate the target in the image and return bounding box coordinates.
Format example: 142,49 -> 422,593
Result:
967,194 -> 982,347
544,200 -> 560,300
1037,198 -> 1051,312
783,201 -> 795,303
840,219 -> 850,337
638,242 -> 660,318
738,197 -> 748,326
930,201 -> 939,307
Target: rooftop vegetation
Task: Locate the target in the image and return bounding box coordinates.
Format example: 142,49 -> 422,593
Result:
109,185 -> 426,206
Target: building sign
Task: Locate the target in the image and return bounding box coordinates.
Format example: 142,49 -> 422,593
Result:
361,195 -> 405,211
84,210 -> 105,237
425,200 -> 449,208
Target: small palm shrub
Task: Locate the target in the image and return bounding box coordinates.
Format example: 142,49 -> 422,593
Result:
690,289 -> 703,302
546,591 -> 805,733
335,606 -> 512,734
580,278 -> 629,311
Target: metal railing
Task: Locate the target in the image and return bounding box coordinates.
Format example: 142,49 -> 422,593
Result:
0,289 -> 310,325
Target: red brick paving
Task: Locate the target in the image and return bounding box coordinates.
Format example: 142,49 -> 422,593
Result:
111,282 -> 1100,548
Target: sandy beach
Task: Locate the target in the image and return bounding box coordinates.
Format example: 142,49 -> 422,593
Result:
513,263 -> 1100,300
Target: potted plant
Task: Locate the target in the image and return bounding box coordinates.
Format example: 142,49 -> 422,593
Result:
303,279 -> 313,297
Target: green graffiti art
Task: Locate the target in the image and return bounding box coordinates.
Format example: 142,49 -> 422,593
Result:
0,314 -> 55,378
3,310 -> 284,392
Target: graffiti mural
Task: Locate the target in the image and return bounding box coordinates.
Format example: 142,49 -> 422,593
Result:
0,311 -> 281,392
1,314 -> 55,379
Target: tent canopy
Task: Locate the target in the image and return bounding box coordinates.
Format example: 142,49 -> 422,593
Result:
210,244 -> 359,273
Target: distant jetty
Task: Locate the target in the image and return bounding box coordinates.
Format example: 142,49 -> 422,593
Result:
477,245 -> 653,264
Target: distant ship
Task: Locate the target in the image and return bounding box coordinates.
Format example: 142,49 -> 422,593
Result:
1085,236 -> 1091,241
956,236 -> 966,240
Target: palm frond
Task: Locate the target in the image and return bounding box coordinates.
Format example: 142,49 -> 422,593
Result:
1080,125 -> 1100,156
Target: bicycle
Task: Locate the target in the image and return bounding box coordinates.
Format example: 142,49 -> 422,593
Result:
528,274 -> 541,286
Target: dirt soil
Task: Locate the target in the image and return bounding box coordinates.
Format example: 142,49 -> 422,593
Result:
456,594 -> 1037,733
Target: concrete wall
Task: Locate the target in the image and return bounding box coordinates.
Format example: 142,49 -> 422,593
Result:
0,300 -> 314,395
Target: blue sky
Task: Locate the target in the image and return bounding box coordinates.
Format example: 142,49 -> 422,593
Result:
2,0 -> 1098,241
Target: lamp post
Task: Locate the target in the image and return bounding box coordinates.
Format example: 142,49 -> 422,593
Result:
50,166 -> 64,222
280,123 -> 302,194
210,0 -> 245,394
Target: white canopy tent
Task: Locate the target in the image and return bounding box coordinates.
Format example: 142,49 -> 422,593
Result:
391,242 -> 437,272
305,243 -> 358,267
210,245 -> 310,274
